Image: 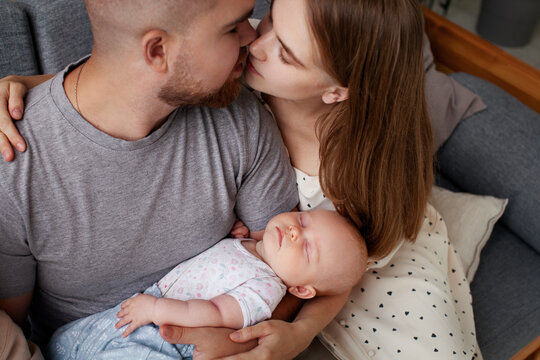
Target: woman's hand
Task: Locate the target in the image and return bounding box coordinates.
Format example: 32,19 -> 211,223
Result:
224,320 -> 313,360
0,76 -> 28,161
159,325 -> 257,360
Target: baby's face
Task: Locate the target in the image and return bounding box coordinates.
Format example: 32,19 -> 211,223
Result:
259,210 -> 359,292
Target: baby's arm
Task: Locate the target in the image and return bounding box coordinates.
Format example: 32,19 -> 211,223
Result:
230,219 -> 250,239
115,293 -> 244,337
230,219 -> 265,241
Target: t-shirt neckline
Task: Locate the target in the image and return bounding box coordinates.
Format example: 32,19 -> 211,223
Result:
49,57 -> 178,151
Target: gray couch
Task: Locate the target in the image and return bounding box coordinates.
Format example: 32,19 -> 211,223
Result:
1,0 -> 538,359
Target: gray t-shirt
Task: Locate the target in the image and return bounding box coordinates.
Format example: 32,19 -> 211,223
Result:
0,63 -> 298,344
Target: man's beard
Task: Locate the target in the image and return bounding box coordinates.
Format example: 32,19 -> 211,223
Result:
159,49 -> 246,108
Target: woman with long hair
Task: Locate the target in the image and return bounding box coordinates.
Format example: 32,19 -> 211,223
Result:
0,0 -> 480,358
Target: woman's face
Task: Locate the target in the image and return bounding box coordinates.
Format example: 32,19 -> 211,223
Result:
244,0 -> 338,102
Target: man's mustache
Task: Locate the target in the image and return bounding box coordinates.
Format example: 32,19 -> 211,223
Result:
237,47 -> 248,66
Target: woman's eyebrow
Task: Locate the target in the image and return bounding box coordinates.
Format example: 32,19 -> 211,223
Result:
270,2 -> 305,67
276,35 -> 305,67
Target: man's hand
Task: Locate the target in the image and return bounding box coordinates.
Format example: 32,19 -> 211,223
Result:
0,76 -> 27,162
224,320 -> 312,360
115,293 -> 158,337
159,325 -> 257,360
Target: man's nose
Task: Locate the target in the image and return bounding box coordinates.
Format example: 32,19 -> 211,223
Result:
237,19 -> 257,47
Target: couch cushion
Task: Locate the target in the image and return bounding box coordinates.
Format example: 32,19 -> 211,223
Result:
0,1 -> 39,78
16,0 -> 92,74
438,72 -> 540,254
470,223 -> 540,360
436,174 -> 540,359
423,37 -> 487,151
429,185 -> 507,282
254,0 -> 270,19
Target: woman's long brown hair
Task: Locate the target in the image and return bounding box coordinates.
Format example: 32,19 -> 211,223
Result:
307,0 -> 433,258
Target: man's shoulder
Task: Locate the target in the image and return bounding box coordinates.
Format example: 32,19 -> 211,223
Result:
230,86 -> 264,111
24,77 -> 56,116
224,87 -> 275,131
180,86 -> 275,142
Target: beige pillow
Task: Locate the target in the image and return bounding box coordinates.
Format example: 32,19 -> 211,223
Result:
430,185 -> 508,282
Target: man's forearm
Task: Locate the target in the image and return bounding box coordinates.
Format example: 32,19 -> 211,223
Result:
0,290 -> 33,327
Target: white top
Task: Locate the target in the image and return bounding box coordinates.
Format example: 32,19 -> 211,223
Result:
254,90 -> 481,359
157,238 -> 286,328
294,167 -> 403,271
294,169 -> 481,359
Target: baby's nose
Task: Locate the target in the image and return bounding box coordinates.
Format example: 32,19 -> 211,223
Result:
288,225 -> 301,242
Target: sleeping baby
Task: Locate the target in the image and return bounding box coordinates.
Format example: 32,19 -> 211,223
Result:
46,209 -> 367,360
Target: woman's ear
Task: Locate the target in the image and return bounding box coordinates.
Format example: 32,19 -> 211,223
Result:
141,29 -> 169,74
288,285 -> 316,299
322,86 -> 349,104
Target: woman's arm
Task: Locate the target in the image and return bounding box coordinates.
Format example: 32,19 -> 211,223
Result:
225,290 -> 350,359
0,74 -> 52,161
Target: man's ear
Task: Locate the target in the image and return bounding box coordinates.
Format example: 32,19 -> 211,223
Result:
288,285 -> 316,299
322,86 -> 349,105
142,29 -> 169,74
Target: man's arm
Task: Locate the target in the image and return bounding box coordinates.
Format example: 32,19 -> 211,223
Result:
249,206 -> 297,241
116,293 -> 244,337
0,290 -> 33,327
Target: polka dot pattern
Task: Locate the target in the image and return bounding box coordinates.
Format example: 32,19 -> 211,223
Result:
320,204 -> 482,360
294,170 -> 482,359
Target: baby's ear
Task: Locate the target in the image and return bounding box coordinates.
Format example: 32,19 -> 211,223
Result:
288,285 -> 316,299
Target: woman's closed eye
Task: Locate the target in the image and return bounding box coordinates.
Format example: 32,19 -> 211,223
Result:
278,50 -> 290,64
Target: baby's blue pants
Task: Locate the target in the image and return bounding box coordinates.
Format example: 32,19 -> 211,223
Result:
46,284 -> 194,360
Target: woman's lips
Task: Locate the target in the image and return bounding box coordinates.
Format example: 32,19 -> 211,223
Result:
246,58 -> 262,78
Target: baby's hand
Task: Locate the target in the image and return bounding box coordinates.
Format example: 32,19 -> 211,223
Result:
230,219 -> 250,238
115,293 -> 157,337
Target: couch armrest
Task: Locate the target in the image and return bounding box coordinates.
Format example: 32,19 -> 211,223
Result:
422,7 -> 540,114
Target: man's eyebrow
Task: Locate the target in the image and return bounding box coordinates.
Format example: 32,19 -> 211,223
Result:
224,9 -> 254,29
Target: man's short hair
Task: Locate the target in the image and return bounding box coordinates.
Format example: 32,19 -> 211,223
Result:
84,0 -> 215,53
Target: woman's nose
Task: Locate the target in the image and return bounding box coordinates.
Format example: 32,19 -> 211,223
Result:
248,31 -> 271,61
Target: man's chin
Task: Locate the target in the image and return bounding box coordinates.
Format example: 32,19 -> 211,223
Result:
159,77 -> 242,109
201,78 -> 243,108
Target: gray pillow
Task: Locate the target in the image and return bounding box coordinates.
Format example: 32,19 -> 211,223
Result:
16,0 -> 93,74
0,2 -> 39,78
438,72 -> 540,254
423,34 -> 486,151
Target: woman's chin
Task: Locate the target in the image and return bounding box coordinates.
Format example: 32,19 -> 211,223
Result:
243,74 -> 262,92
